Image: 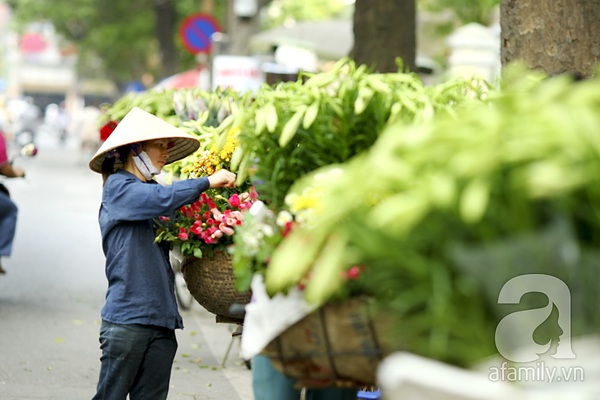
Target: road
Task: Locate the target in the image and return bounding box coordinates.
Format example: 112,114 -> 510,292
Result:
0,132 -> 253,400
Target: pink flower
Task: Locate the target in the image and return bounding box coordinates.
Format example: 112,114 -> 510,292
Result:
282,221 -> 294,237
211,229 -> 224,240
180,206 -> 192,218
202,228 -> 218,244
347,265 -> 362,280
225,216 -> 238,226
178,228 -> 189,241
219,223 -> 235,236
191,221 -> 203,235
225,210 -> 243,225
211,208 -> 224,222
229,193 -> 241,208
159,216 -> 170,222
249,187 -> 258,201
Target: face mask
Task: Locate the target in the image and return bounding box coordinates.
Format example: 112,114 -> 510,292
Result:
131,145 -> 160,180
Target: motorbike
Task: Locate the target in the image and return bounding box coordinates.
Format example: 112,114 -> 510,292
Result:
0,142 -> 38,196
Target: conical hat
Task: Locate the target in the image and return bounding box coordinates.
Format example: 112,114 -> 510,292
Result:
88,107 -> 200,173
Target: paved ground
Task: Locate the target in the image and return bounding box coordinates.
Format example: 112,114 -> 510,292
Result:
165,303 -> 254,400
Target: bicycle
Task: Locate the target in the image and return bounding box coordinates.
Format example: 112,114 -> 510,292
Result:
169,246 -> 195,310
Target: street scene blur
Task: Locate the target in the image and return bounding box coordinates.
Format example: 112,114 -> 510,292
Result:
1,0 -> 600,399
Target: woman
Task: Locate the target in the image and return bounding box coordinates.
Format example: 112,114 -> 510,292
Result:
88,107 -> 236,400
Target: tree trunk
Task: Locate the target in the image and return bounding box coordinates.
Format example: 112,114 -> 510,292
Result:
500,0 -> 600,77
352,0 -> 416,73
225,0 -> 271,56
154,0 -> 179,77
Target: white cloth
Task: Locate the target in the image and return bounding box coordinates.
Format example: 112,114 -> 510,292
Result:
240,275 -> 316,360
132,149 -> 160,180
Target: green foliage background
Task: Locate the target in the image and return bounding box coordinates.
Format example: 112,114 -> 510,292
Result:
7,0 -> 498,92
7,0 -> 227,86
263,65 -> 600,366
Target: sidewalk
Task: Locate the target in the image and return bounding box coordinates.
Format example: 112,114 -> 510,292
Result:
168,303 -> 254,400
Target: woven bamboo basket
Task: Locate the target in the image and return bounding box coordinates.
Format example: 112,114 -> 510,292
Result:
182,251 -> 252,320
261,297 -> 398,388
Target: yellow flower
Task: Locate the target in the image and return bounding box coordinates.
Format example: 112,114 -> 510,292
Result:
289,195 -> 319,213
186,126 -> 241,178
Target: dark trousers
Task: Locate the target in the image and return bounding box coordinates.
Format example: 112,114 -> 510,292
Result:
93,321 -> 178,400
0,190 -> 17,257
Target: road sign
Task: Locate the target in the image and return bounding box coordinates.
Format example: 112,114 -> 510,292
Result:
179,13 -> 221,54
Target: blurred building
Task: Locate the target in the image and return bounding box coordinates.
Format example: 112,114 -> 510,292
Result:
248,18 -> 442,84
446,22 -> 501,84
0,1 -> 116,114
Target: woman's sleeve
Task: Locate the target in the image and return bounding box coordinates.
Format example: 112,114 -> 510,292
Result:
105,175 -> 210,221
0,134 -> 8,167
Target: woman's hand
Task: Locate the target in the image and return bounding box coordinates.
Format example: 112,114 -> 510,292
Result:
208,168 -> 236,188
0,163 -> 25,178
13,166 -> 25,178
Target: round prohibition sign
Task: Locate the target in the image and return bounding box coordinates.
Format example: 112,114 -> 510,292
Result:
179,13 -> 221,54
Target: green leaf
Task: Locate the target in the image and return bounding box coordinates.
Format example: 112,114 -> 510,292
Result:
217,127 -> 229,151
219,114 -> 234,131
304,71 -> 336,88
354,86 -> 375,115
235,154 -> 251,186
265,103 -> 278,133
266,229 -> 326,293
230,146 -> 244,171
365,74 -> 391,94
255,107 -> 266,135
459,178 -> 489,223
279,109 -> 305,147
304,233 -> 348,305
369,190 -> 429,235
324,96 -> 344,117
427,174 -> 456,208
303,101 -> 320,129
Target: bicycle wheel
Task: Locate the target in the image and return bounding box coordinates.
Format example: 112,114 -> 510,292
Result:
170,247 -> 194,310
174,270 -> 195,310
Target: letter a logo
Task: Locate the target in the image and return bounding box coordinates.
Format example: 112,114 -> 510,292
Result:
495,274 -> 576,362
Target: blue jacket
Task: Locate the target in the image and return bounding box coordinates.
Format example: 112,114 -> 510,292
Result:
99,170 -> 209,329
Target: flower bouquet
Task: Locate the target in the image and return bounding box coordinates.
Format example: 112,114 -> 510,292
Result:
155,126 -> 256,257
155,188 -> 257,259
